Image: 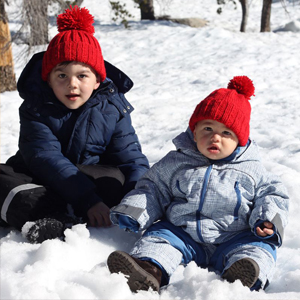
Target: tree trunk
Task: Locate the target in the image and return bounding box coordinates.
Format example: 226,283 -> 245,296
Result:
56,0 -> 84,12
240,0 -> 248,32
261,0 -> 272,32
0,0 -> 17,93
23,0 -> 49,46
136,0 -> 155,20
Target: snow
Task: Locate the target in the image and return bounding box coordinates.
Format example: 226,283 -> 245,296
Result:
1,0 -> 300,299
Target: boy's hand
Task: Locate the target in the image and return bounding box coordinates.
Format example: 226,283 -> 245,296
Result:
87,202 -> 112,227
256,221 -> 274,237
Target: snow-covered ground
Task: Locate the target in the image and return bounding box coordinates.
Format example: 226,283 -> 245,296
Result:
1,0 -> 300,299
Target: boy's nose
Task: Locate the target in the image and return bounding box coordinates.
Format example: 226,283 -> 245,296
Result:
211,133 -> 221,142
68,77 -> 77,88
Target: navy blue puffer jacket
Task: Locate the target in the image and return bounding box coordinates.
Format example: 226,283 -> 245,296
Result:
12,51 -> 149,214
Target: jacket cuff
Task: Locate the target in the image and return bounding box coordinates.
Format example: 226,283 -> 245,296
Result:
254,220 -> 282,247
270,213 -> 284,244
110,204 -> 145,225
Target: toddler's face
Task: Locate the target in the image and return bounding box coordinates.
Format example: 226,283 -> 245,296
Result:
193,119 -> 239,160
48,61 -> 100,109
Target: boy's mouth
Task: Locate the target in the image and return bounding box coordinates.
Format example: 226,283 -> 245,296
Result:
208,144 -> 220,153
66,94 -> 79,101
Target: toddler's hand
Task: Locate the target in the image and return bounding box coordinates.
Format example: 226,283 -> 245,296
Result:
87,202 -> 112,227
256,221 -> 274,237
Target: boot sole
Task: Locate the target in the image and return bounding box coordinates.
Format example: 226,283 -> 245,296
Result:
107,251 -> 160,292
26,218 -> 64,243
222,258 -> 259,288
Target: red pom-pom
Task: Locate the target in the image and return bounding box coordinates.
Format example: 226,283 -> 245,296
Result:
57,5 -> 95,34
227,76 -> 255,100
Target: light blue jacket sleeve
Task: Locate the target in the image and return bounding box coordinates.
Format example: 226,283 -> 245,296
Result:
249,170 -> 289,246
110,156 -> 173,230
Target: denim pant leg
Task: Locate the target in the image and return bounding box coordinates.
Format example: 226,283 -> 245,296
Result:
130,220 -> 208,280
210,231 -> 277,289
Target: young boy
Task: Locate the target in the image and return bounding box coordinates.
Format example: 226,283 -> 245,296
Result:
0,6 -> 149,243
107,76 -> 289,292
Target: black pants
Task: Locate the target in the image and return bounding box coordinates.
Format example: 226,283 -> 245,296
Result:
0,163 -> 125,230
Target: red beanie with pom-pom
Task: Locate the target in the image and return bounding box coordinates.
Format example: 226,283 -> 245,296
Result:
42,6 -> 106,82
189,76 -> 255,146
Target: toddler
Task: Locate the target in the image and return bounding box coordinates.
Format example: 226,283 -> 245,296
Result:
107,76 -> 289,292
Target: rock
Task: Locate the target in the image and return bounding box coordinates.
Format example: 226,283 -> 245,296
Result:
170,17 -> 208,28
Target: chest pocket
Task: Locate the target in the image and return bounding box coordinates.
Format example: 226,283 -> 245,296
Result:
174,168 -> 206,204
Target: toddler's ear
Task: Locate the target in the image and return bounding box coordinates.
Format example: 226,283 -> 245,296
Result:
193,130 -> 197,142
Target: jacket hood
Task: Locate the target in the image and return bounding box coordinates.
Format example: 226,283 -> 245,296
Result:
17,51 -> 134,99
173,128 -> 260,163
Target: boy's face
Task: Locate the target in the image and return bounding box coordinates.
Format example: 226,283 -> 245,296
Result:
48,61 -> 100,109
193,119 -> 239,160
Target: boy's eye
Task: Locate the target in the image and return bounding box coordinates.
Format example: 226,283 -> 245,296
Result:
223,131 -> 232,136
204,127 -> 212,131
58,74 -> 66,78
79,74 -> 87,78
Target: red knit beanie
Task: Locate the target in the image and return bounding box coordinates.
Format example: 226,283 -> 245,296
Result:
189,76 -> 255,146
42,6 -> 106,82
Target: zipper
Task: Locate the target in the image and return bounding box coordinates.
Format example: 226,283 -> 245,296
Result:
196,164 -> 212,242
234,181 -> 242,220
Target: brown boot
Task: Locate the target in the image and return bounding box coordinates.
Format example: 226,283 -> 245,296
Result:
222,258 -> 260,288
107,250 -> 162,292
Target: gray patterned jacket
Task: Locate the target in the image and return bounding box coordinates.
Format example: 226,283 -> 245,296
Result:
111,128 -> 289,245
